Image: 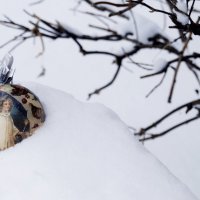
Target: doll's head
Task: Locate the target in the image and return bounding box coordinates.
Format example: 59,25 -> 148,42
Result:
0,96 -> 13,113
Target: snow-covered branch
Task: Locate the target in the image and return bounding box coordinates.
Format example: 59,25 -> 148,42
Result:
0,0 -> 200,140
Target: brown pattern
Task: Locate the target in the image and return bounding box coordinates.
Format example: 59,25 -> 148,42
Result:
0,84 -> 45,151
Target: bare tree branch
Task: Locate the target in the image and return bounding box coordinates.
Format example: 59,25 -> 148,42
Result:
140,115 -> 199,141
0,0 -> 200,141
135,99 -> 200,141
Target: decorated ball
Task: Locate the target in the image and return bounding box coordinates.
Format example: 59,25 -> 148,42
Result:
0,84 -> 45,150
0,54 -> 45,151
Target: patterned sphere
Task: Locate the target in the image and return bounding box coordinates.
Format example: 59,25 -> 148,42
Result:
0,84 -> 45,150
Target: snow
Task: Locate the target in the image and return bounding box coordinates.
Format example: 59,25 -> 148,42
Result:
0,82 -> 198,200
153,58 -> 168,73
173,0 -> 189,25
58,21 -> 83,37
111,13 -> 165,44
0,0 -> 200,198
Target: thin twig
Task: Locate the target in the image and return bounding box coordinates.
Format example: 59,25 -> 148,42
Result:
29,0 -> 45,6
88,63 -> 121,99
146,73 -> 166,98
168,31 -> 193,103
136,99 -> 200,134
189,0 -> 196,17
140,115 -> 200,141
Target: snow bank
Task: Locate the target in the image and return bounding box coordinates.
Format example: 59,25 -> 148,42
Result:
0,82 -> 197,200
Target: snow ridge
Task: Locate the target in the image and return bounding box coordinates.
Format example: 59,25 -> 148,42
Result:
0,82 -> 198,200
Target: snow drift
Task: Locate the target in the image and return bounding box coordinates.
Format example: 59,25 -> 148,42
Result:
0,82 -> 197,200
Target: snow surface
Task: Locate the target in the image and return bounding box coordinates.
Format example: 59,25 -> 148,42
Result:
110,13 -> 166,44
153,58 -> 168,73
0,82 -> 198,200
173,0 -> 189,25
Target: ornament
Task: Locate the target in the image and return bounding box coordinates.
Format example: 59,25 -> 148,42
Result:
0,54 -> 45,151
